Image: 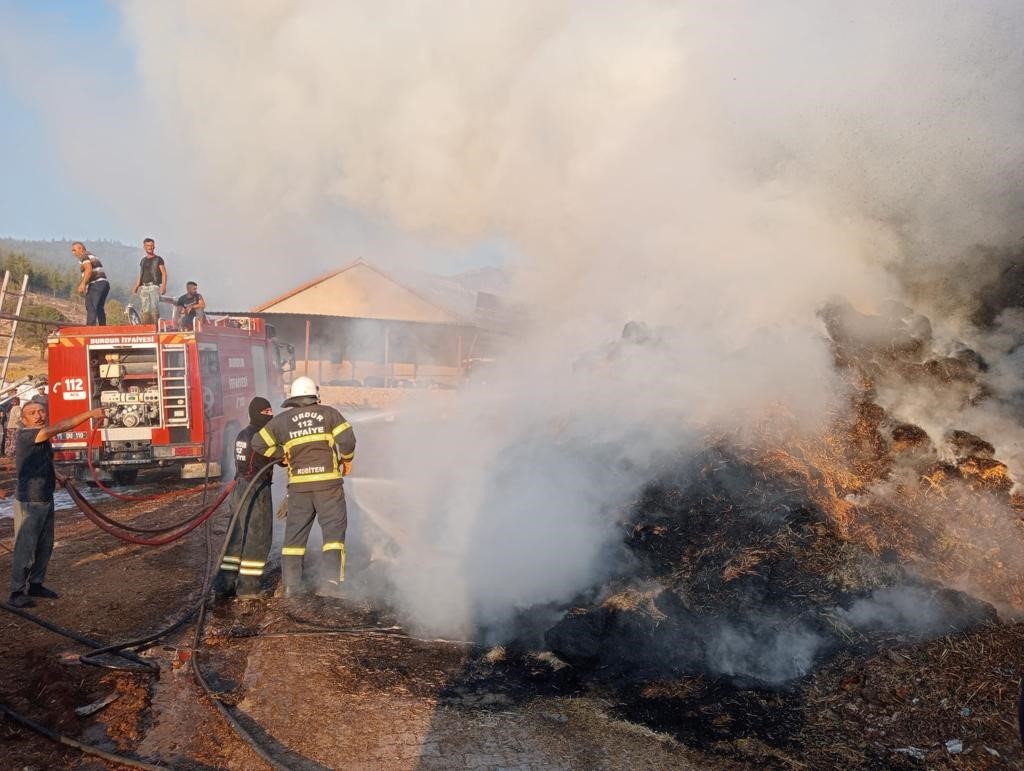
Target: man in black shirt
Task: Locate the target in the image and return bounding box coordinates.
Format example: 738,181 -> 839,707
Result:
72,241 -> 110,325
131,237 -> 167,325
8,402 -> 105,608
175,281 -> 206,331
213,397 -> 275,600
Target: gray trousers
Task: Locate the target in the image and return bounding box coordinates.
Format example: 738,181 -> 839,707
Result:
138,284 -> 161,324
216,480 -> 273,593
282,485 -> 348,587
10,499 -> 55,594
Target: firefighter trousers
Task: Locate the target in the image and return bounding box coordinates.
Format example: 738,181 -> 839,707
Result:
281,485 -> 348,590
215,479 -> 273,596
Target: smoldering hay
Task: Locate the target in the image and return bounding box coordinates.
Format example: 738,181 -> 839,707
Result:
24,2 -> 1024,634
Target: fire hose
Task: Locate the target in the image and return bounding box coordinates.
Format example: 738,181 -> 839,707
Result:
0,477 -> 239,672
85,427 -> 219,503
0,703 -> 163,770
0,599 -> 156,672
1018,679 -> 1023,750
63,477 -> 235,546
0,463 -> 282,768
5,461 -> 442,769
187,460 -> 292,771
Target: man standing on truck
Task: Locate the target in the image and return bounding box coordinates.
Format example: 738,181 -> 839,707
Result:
71,242 -> 110,325
131,237 -> 167,325
8,402 -> 105,608
213,397 -> 276,601
251,377 -> 355,598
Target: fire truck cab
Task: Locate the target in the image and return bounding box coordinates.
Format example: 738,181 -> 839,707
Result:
47,317 -> 294,484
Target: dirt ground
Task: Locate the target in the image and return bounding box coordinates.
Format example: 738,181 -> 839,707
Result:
0,459 -> 707,770
2,452 -> 1024,770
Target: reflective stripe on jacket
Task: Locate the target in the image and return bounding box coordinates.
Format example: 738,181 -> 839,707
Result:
251,403 -> 355,491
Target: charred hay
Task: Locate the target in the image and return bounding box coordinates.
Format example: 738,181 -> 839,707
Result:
536,299 -> 1024,760
545,447 -> 996,687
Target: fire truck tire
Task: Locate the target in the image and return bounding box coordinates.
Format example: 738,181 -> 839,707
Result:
111,469 -> 139,486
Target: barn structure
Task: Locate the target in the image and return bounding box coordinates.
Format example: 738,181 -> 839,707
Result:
252,259 -> 504,389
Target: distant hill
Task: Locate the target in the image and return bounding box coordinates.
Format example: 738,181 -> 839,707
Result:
0,237 -> 178,306
0,237 -> 144,283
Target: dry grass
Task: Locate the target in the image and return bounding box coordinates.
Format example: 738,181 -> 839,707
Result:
720,548 -> 768,582
799,622 -> 1024,768
715,396 -> 1024,615
602,587 -> 669,621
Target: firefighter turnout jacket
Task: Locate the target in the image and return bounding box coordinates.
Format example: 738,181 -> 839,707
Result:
234,424 -> 276,481
251,401 -> 355,490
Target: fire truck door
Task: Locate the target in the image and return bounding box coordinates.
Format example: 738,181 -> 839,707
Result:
198,344 -> 223,417
251,344 -> 268,396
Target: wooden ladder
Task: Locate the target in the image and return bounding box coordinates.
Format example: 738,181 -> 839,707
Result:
0,270 -> 30,390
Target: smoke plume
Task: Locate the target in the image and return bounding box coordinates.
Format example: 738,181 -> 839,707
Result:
6,2 -> 1024,635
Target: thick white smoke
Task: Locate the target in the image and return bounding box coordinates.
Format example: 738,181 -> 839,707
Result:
6,2 -> 1024,634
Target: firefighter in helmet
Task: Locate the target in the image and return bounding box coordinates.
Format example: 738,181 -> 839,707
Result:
251,376 -> 355,598
213,396 -> 276,600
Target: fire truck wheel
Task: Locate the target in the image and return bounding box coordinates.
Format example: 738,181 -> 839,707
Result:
112,469 -> 139,486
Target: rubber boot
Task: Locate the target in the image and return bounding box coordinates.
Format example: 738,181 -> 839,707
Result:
317,546 -> 346,599
281,555 -> 305,598
212,569 -> 237,601
236,575 -> 262,599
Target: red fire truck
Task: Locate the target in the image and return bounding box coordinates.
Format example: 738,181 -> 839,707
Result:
47,317 -> 294,484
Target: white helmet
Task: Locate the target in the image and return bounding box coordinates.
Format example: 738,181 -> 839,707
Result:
289,376 -> 319,400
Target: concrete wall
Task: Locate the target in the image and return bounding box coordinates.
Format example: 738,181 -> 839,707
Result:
319,384 -> 457,412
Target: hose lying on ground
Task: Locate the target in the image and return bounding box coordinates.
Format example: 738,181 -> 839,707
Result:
78,610 -> 195,672
64,478 -> 235,546
0,600 -> 156,672
74,414 -> 220,534
187,461 -> 292,771
66,482 -> 227,535
0,702 -> 164,771
0,476 -> 233,672
1,465 -> 280,767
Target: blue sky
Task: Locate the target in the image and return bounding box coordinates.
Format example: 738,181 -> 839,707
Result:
0,1 -> 135,241
0,0 -> 510,286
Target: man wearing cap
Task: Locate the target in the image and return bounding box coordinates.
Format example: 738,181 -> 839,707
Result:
213,397 -> 276,600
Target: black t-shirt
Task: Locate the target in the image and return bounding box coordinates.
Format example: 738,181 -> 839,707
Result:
176,292 -> 203,311
138,255 -> 165,286
15,428 -> 55,502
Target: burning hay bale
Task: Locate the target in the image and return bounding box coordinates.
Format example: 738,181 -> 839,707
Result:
890,422 -> 931,452
530,300 -> 1024,760
544,445 -> 998,688
819,298 -> 933,361
946,430 -> 995,461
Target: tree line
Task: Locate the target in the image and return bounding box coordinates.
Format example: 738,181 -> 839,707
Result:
0,249 -> 133,358
0,249 -> 132,303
